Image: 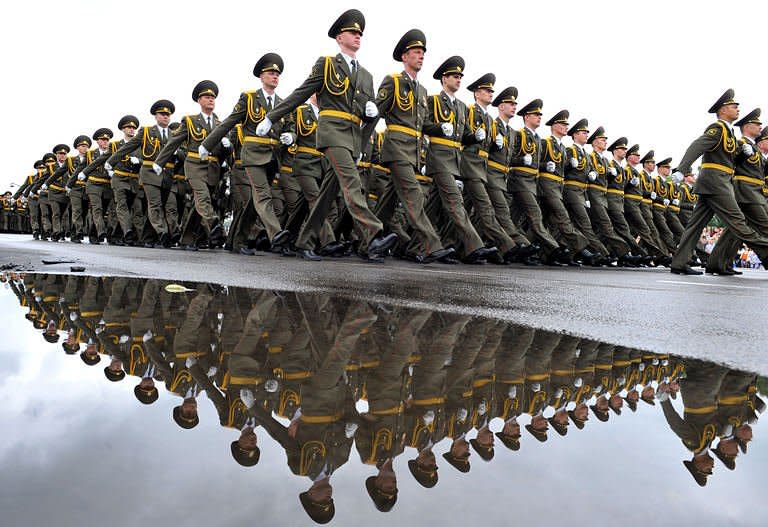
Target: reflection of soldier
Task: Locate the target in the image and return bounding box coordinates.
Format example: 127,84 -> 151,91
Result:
659,359 -> 729,486
523,329 -> 559,442
493,324 -> 532,450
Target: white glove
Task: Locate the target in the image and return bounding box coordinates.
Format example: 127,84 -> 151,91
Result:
672,198 -> 680,206
545,161 -> 556,172
224,188 -> 230,197
523,154 -> 533,166
663,198 -> 670,206
344,422 -> 358,438
440,122 -> 454,137
118,335 -> 129,344
152,163 -> 163,175
221,161 -> 228,169
609,167 -> 617,176
106,169 -> 114,178
65,186 -> 71,194
650,191 -> 657,200
508,386 -> 517,398
656,391 -> 670,403
41,184 -> 47,190
198,145 -> 209,161
554,388 -> 564,399
671,170 -> 684,183
477,401 -> 487,415
365,101 -> 378,118
574,377 -> 583,388
264,379 -> 279,393
279,133 -> 294,146
185,356 -> 198,368
129,156 -> 140,165
420,165 -> 426,175
104,162 -> 112,171
457,408 -> 468,423
474,127 -> 486,142
588,171 -> 597,181
531,382 -> 541,392
630,176 -> 639,186
495,133 -> 504,148
455,179 -> 464,192
256,117 -> 272,136
221,137 -> 231,149
142,330 -> 153,342
742,143 -> 754,155
240,389 -> 256,409
422,410 -> 435,426
585,200 -> 591,209
206,366 -> 217,377
570,157 -> 578,168
69,312 -> 78,321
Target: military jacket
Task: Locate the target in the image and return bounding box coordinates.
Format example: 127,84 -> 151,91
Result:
108,125 -> 172,187
423,91 -> 471,177
289,103 -> 324,178
508,127 -> 541,193
678,119 -> 739,195
375,71 -> 429,167
156,112 -> 222,168
623,164 -> 643,199
732,137 -> 766,204
458,103 -> 492,182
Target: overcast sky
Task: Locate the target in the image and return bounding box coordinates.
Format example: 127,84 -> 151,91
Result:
4,0 -> 766,191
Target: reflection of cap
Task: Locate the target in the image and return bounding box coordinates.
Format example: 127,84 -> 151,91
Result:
408,459 -> 438,488
442,451 -> 470,473
393,29 -> 426,61
80,351 -> 101,366
104,366 -> 125,382
253,52 -> 284,76
712,444 -> 736,471
365,476 -> 398,512
173,405 -> 199,429
525,423 -> 548,442
327,8 -> 365,38
469,438 -> 495,461
299,491 -> 335,524
494,431 -> 520,451
134,384 -> 159,405
43,331 -> 60,343
62,341 -> 79,354
231,440 -> 261,467
683,459 -> 710,487
590,404 -> 610,422
547,416 -> 568,436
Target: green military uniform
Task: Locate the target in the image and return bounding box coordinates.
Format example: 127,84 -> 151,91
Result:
79,128 -> 117,242
605,138 -> 646,256
63,136 -> 92,242
103,116 -> 143,243
637,151 -> 669,255
671,90 -> 768,273
622,145 -> 666,257
707,111 -> 768,273
665,177 -> 686,243
372,30 -> 450,262
109,101 -> 177,245
43,144 -> 71,241
202,54 -> 291,249
265,11 -> 393,260
17,161 -> 46,238
508,99 -> 562,257
678,177 -> 698,227
649,158 -> 677,253
586,128 -> 632,259
562,119 -> 610,259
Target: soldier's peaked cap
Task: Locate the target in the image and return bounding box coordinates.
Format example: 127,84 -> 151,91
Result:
545,109 -> 569,127
567,118 -> 589,136
734,107 -> 761,127
299,492 -> 335,524
757,126 -> 768,143
150,99 -> 175,115
328,9 -> 365,38
433,56 -> 465,80
192,80 -> 219,101
657,157 -> 672,167
254,53 -> 284,76
640,150 -> 655,164
466,73 -> 495,92
626,144 -> 640,156
708,88 -> 738,114
73,135 -> 92,148
492,86 -> 518,107
393,29 -> 426,61
518,99 -> 543,116
92,128 -> 113,140
588,126 -> 607,144
607,137 -> 628,151
118,115 -> 139,130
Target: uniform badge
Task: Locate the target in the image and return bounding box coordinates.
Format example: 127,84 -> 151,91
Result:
706,128 -> 718,136
378,88 -> 387,99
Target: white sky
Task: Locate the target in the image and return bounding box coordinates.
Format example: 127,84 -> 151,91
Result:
4,0 -> 766,191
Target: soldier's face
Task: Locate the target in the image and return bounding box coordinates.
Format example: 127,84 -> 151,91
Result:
499,102 -> 517,119
442,74 -> 462,92
758,138 -> 768,154
122,126 -> 137,139
475,88 -> 493,105
592,137 -> 606,151
260,71 -> 280,91
627,153 -> 640,165
614,147 -> 627,160
552,122 -> 567,136
572,130 -> 588,145
56,152 -> 67,163
658,166 -> 670,176
524,113 -> 542,130
402,48 -> 424,72
720,103 -> 739,121
574,404 -> 589,420
155,112 -> 171,127
77,145 -> 88,155
337,31 -> 361,52
743,122 -> 760,138
97,138 -> 110,150
198,95 -> 216,113
643,161 -> 655,172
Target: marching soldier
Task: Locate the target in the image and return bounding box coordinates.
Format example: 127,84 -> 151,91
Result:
639,150 -> 674,254
371,29 -> 455,264
65,135 -> 92,243
37,152 -> 57,239
102,115 -> 143,244
665,166 -> 686,244
678,169 -> 698,227
15,160 -> 45,239
508,99 -> 566,264
155,80 -> 227,249
108,100 -> 177,247
670,89 -> 768,274
41,143 -> 71,241
623,144 -> 667,261
78,128 -> 116,243
259,9 -> 399,262
538,110 -> 591,265
650,157 -> 678,254
201,53 -> 292,253
422,56 -> 497,263
606,138 -> 645,258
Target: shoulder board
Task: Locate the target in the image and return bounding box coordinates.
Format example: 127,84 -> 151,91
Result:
244,89 -> 258,94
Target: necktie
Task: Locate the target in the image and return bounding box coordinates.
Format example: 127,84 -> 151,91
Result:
161,128 -> 167,142
206,116 -> 212,130
267,96 -> 273,111
350,59 -> 357,73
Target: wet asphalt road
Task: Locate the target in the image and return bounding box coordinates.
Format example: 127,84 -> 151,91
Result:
2,233 -> 766,374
